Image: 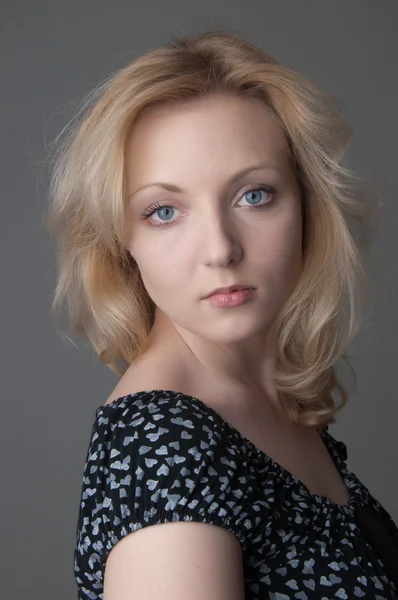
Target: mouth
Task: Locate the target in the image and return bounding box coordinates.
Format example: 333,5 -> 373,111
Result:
204,285 -> 255,299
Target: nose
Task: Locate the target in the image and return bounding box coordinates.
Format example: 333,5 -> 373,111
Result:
201,212 -> 243,268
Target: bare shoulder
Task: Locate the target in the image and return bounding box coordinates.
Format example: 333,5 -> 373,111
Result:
105,351 -> 193,406
104,519 -> 245,600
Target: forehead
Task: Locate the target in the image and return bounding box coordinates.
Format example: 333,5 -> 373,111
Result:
125,92 -> 292,182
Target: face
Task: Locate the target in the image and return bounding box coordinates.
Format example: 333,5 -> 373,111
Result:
125,92 -> 303,350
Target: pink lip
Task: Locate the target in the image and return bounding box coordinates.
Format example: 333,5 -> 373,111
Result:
205,285 -> 254,298
205,287 -> 255,308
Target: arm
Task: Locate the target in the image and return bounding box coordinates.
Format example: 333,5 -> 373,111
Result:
104,520 -> 245,600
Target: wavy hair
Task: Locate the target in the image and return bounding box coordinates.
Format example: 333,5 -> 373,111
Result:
43,29 -> 383,428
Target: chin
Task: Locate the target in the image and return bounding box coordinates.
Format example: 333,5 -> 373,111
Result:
199,320 -> 265,345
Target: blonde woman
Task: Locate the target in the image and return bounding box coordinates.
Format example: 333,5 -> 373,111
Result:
45,30 -> 398,600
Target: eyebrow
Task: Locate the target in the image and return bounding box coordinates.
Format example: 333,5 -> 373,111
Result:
128,161 -> 282,198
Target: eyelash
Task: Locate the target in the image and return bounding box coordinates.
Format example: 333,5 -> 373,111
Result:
140,184 -> 277,228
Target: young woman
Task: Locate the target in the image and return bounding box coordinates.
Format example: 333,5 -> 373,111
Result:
45,30 -> 398,600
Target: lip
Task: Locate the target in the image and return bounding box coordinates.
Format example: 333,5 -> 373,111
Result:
204,284 -> 255,299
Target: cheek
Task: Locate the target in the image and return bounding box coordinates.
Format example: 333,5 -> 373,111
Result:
276,218 -> 303,285
255,214 -> 302,264
131,242 -> 189,297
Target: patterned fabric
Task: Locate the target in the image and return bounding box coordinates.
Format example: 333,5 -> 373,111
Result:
74,390 -> 398,599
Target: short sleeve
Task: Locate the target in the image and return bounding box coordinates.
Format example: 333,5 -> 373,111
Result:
76,390 -> 252,584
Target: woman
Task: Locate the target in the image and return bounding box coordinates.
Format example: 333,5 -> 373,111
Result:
45,30 -> 398,599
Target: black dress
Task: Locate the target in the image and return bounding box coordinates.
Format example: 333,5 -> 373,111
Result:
74,390 -> 398,599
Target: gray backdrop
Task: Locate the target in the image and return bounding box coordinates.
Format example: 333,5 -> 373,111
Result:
1,1 -> 397,598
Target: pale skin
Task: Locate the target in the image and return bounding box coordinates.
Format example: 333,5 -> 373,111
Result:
103,92 -> 350,599
123,91 -> 302,405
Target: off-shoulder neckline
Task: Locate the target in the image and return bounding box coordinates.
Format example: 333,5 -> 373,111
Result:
96,388 -> 360,512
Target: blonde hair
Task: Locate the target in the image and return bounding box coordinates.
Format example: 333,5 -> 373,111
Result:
43,29 -> 383,428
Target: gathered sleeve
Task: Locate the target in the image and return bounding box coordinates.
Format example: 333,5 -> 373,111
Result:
74,390 -> 253,588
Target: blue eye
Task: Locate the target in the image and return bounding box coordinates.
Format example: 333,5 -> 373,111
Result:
140,202 -> 180,227
155,206 -> 175,221
140,184 -> 276,228
237,185 -> 276,209
243,189 -> 268,205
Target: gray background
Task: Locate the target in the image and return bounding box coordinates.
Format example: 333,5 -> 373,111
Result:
1,1 -> 397,598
